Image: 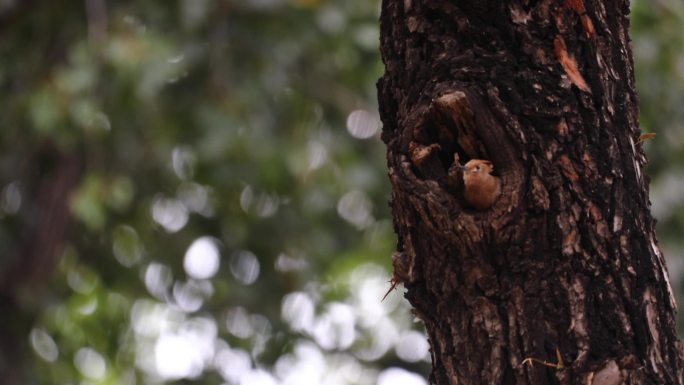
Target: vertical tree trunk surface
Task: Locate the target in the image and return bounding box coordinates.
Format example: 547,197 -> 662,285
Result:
377,1 -> 684,384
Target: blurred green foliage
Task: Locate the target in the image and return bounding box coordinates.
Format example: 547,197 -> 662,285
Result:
1,1 -> 428,384
0,0 -> 682,384
632,0 -> 684,328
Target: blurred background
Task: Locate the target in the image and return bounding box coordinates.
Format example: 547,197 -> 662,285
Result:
0,0 -> 681,384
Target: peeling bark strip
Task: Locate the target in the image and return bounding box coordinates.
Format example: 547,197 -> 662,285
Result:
377,1 -> 684,384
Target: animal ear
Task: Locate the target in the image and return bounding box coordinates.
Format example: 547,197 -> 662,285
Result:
482,160 -> 494,172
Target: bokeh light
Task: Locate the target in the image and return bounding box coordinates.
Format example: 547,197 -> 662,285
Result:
346,109 -> 380,139
183,237 -> 220,280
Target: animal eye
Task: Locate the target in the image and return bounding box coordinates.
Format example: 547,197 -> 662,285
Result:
475,165 -> 481,171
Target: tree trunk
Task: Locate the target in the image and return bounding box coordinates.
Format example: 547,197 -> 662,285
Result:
377,1 -> 684,384
0,144 -> 82,385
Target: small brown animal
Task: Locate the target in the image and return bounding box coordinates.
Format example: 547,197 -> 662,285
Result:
461,159 -> 501,210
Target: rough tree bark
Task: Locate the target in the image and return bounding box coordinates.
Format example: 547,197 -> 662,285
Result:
377,1 -> 684,384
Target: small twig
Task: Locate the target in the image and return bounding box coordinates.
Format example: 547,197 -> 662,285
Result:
522,347 -> 565,370
382,279 -> 399,301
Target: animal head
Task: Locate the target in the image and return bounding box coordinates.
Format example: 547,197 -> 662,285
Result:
462,159 -> 494,177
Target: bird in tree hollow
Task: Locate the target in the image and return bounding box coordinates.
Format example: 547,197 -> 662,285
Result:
461,159 -> 501,210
